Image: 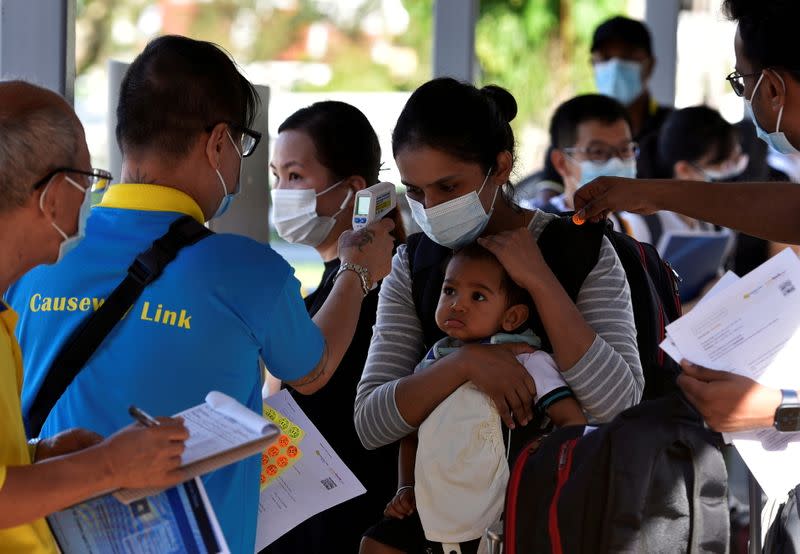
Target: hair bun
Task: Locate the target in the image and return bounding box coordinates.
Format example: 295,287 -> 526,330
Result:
481,85 -> 517,123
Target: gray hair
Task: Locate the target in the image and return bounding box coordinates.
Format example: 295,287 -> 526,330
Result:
0,101 -> 79,213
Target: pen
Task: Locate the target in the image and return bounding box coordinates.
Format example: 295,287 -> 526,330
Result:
129,405 -> 160,427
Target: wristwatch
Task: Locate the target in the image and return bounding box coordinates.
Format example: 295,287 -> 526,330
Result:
335,262 -> 372,297
27,437 -> 41,461
774,389 -> 800,432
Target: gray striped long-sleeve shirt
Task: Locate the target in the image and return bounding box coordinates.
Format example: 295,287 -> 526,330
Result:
354,210 -> 643,450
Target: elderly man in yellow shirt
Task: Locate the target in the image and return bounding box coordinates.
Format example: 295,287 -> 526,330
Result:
0,81 -> 190,553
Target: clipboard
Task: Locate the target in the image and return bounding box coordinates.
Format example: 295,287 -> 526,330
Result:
114,391 -> 279,504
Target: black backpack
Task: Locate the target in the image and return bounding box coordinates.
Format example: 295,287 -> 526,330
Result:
406,214 -> 683,405
502,394 -> 729,554
765,484 -> 800,553
601,222 -> 683,399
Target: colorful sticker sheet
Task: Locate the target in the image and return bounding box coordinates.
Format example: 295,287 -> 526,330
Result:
261,404 -> 305,490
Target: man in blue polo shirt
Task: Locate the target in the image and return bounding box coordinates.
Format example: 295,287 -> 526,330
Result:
6,36 -> 393,554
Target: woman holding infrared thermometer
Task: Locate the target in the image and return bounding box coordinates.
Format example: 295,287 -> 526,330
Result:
265,101 -> 405,553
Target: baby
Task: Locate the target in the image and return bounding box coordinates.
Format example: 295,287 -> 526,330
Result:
377,243 -> 585,554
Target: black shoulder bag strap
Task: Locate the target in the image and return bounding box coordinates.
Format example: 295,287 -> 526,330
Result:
26,215 -> 213,437
642,213 -> 664,245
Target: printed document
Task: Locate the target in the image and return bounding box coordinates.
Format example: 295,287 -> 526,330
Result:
116,391 -> 279,503
660,249 -> 800,498
255,390 -> 366,550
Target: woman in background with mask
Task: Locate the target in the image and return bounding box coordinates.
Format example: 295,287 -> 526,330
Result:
356,78 -> 642,553
266,101 -> 405,553
629,105 -> 748,245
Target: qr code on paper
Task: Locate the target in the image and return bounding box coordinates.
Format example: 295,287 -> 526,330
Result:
780,280 -> 796,296
320,477 -> 337,490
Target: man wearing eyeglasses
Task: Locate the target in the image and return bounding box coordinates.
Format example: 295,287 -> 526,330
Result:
575,0 -> 800,440
0,81 -> 190,554
530,94 -> 643,233
5,36 -> 394,554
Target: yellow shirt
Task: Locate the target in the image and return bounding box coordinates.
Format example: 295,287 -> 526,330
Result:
0,303 -> 57,553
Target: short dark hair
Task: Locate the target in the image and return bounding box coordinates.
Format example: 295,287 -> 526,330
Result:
723,0 -> 800,82
279,101 -> 381,186
392,77 -> 517,175
591,16 -> 653,56
549,94 -> 630,149
449,243 -> 531,310
656,106 -> 738,177
116,35 -> 260,158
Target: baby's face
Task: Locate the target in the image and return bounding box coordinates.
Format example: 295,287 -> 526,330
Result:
434,255 -> 509,342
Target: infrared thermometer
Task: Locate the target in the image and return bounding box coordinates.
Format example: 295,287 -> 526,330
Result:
352,182 -> 397,230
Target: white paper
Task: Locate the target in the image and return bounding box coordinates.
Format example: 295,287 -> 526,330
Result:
698,270 -> 741,306
255,390 -> 366,551
663,249 -> 800,498
665,249 -> 800,384
659,335 -> 683,363
178,392 -> 273,466
206,391 -> 271,434
659,271 -> 740,364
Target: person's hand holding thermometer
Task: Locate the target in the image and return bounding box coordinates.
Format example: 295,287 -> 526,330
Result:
352,181 -> 397,230
339,182 -> 397,292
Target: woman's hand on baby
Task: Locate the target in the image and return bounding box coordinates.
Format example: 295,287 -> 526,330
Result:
456,343 -> 537,429
478,228 -> 548,292
384,486 -> 416,519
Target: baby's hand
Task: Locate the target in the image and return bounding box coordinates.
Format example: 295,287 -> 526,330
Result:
383,485 -> 415,519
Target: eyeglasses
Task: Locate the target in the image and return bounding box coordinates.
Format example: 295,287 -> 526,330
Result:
207,122 -> 262,157
726,70 -> 762,97
30,167 -> 113,191
563,141 -> 639,163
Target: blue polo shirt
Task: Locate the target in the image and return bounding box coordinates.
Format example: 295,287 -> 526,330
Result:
5,184 -> 324,554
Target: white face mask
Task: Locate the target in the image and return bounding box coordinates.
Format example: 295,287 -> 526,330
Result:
271,180 -> 353,247
407,169 -> 498,250
40,175 -> 92,263
745,71 -> 800,156
694,154 -> 750,182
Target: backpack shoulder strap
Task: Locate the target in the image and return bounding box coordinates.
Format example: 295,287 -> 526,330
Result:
26,215 -> 213,437
406,232 -> 451,349
642,213 -> 664,245
536,216 -> 603,302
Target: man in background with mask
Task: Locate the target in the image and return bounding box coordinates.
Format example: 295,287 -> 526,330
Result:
591,17 -> 673,155
575,0 -> 800,439
530,94 -> 644,234
0,80 -> 189,554
5,36 -> 394,554
516,19 -> 667,209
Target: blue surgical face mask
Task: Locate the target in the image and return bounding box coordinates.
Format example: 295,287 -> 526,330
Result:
573,157 -> 637,188
212,130 -> 243,219
407,169 -> 499,250
41,175 -> 92,263
745,71 -> 800,156
594,58 -> 644,106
